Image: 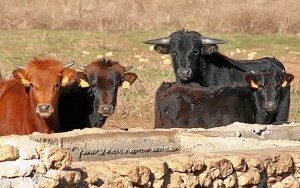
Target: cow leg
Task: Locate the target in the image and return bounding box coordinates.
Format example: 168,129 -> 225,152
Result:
273,87 -> 290,125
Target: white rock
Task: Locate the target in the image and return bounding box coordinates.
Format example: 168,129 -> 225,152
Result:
105,52 -> 113,57
0,160 -> 40,178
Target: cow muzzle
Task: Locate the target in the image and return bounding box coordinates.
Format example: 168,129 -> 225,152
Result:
177,67 -> 192,81
264,100 -> 276,112
98,104 -> 114,116
36,103 -> 54,119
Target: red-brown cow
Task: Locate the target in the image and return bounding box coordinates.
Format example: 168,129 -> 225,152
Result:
0,57 -> 76,135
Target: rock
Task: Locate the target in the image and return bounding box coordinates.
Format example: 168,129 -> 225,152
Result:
205,158 -> 234,179
226,156 -> 247,171
281,175 -> 299,188
162,58 -> 171,65
167,157 -> 204,173
237,168 -> 261,186
109,164 -> 150,185
39,147 -> 72,170
0,177 -> 36,188
0,145 -> 19,162
223,175 -> 236,188
0,160 -> 41,178
0,138 -> 38,160
263,154 -> 293,176
138,160 -> 167,179
198,170 -> 212,187
213,179 -> 223,188
44,169 -> 81,185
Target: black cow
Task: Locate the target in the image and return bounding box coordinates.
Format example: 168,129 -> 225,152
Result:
144,29 -> 290,124
59,58 -> 138,132
155,69 -> 294,128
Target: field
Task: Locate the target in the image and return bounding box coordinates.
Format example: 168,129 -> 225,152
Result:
0,0 -> 299,129
0,30 -> 299,129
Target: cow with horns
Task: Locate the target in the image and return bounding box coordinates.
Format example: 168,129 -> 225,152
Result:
144,29 -> 290,124
0,58 -> 76,135
59,58 -> 138,132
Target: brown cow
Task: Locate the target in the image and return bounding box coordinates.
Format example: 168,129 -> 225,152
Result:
0,57 -> 76,135
59,58 -> 138,131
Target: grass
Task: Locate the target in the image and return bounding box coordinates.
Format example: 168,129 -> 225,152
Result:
0,29 -> 299,123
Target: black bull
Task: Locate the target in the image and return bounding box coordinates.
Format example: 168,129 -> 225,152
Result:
144,29 -> 290,124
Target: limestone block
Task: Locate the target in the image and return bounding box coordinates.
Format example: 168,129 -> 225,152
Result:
44,169 -> 81,185
0,159 -> 40,178
0,145 -> 19,162
281,175 -> 299,188
39,147 -> 72,170
0,138 -> 40,160
109,164 -> 150,185
263,154 -> 294,176
139,160 -> 167,179
205,158 -> 234,179
223,175 -> 237,188
198,170 -> 212,187
213,179 -> 223,188
226,156 -> 247,172
166,156 -> 204,173
0,177 -> 36,188
237,168 -> 261,186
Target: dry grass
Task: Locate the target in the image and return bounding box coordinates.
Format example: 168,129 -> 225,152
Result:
0,0 -> 300,34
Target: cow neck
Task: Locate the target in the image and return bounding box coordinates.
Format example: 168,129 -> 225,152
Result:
29,94 -> 56,134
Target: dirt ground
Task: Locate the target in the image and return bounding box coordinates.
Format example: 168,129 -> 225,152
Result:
104,56 -> 300,130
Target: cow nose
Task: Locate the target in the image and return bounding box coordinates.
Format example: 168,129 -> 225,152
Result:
38,104 -> 50,113
98,104 -> 114,116
265,100 -> 276,111
177,67 -> 192,79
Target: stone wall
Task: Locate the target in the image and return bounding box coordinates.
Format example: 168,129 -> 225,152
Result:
0,136 -> 80,187
73,149 -> 300,187
0,123 -> 299,187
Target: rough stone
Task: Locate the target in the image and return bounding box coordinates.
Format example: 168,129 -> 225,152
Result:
237,168 -> 261,186
39,147 -> 72,170
226,155 -> 247,172
44,169 -> 81,185
0,160 -> 40,178
223,175 -> 237,188
205,158 -> 234,179
281,175 -> 299,188
263,154 -> 294,176
0,145 -> 19,162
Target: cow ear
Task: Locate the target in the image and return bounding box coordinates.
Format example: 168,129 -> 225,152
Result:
201,44 -> 218,54
282,73 -> 294,87
61,69 -> 77,86
76,72 -> 90,88
12,69 -> 31,87
244,73 -> 259,89
121,73 -> 138,89
154,44 -> 169,54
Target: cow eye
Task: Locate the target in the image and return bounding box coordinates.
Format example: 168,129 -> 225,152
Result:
192,50 -> 199,55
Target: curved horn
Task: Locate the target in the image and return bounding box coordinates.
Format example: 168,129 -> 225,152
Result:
64,61 -> 75,68
125,65 -> 133,72
77,65 -> 85,71
14,64 -> 25,70
201,36 -> 228,45
143,37 -> 170,45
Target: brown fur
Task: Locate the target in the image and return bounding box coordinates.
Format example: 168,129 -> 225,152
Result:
0,58 -> 76,136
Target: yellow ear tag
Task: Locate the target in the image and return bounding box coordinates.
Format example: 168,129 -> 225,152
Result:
122,81 -> 130,89
21,77 -> 31,86
250,80 -> 258,88
62,77 -> 69,85
282,80 -> 288,87
79,78 -> 90,88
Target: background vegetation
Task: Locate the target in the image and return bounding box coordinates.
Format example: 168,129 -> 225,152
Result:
0,0 -> 299,127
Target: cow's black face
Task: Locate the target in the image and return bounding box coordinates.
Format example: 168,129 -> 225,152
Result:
146,30 -> 223,83
244,70 -> 294,113
168,31 -> 202,83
